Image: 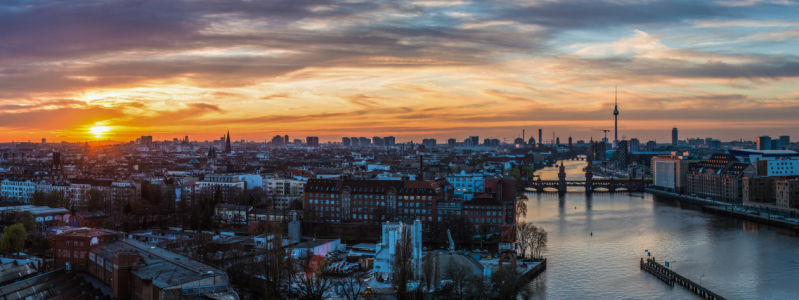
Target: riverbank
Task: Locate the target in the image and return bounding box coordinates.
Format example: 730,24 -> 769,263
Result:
646,188 -> 799,230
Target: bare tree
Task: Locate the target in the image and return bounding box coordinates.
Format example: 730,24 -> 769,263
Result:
392,226 -> 415,299
491,266 -> 533,300
336,268 -> 370,300
443,259 -> 471,300
531,226 -> 548,260
292,243 -> 335,300
257,222 -> 294,299
421,252 -> 438,293
515,193 -> 528,220
516,222 -> 532,259
465,273 -> 492,299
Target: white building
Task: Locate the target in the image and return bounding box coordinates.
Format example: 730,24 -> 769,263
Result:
446,171 -> 493,200
291,239 -> 341,259
759,159 -> 799,176
373,220 -> 422,281
1,178 -> 36,203
264,176 -> 306,210
35,180 -> 70,197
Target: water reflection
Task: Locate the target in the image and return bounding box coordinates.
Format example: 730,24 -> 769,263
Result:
525,160 -> 799,299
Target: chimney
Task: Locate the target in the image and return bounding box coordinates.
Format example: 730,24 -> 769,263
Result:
419,155 -> 424,180
496,180 -> 504,201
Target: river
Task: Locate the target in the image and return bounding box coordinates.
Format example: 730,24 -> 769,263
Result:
523,159 -> 799,299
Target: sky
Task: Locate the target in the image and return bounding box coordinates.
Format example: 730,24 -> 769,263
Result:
2,0 -> 799,144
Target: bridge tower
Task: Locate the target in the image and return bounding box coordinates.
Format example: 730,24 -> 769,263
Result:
585,157 -> 593,192
558,161 -> 566,192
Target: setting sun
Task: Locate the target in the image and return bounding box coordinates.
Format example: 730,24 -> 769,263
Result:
89,126 -> 111,139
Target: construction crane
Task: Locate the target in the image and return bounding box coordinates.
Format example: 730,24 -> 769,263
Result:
592,129 -> 610,140
447,229 -> 455,253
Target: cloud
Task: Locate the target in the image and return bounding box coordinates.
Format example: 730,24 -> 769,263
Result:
260,92 -> 295,100
2,0 -> 799,141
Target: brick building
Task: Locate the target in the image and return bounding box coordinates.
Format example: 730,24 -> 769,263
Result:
49,228 -> 122,272
743,177 -> 775,203
776,179 -> 799,209
50,230 -> 237,300
303,178 -> 452,223
686,153 -> 755,203
304,177 -> 518,227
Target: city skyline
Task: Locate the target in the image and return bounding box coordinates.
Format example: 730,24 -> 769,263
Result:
3,1 -> 799,142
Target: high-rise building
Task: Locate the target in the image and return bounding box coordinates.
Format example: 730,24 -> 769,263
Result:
342,137 -> 351,147
469,136 -> 479,147
613,87 -> 620,144
306,136 -> 319,147
556,137 -> 560,145
423,139 -> 437,148
646,141 -> 656,152
772,139 -> 783,150
373,136 -> 384,147
284,135 -> 289,145
447,138 -> 456,148
350,137 -> 360,147
483,138 -> 491,147
141,136 -> 153,146
780,135 -> 790,146
184,136 -> 189,143
359,137 -> 371,147
41,138 -> 46,144
538,129 -> 543,147
568,136 -> 572,148
272,135 -> 284,146
672,127 -> 678,147
629,138 -> 640,153
384,136 -> 396,147
758,136 -> 772,150
616,140 -> 628,167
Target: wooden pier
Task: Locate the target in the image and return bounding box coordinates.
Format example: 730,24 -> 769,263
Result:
640,258 -> 726,300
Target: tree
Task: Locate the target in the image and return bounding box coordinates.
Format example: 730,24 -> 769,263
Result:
49,190 -> 70,209
30,191 -> 48,207
336,268 -> 370,300
442,259 -> 471,299
508,167 -> 521,180
292,246 -> 334,300
421,252 -> 438,293
85,188 -> 105,212
0,223 -> 27,258
515,193 -> 528,220
531,226 -> 548,260
491,266 -> 533,300
516,222 -> 532,259
392,226 -> 415,299
521,166 -> 535,180
465,273 -> 492,299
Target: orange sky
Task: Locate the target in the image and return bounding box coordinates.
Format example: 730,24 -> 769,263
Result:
3,0 -> 799,143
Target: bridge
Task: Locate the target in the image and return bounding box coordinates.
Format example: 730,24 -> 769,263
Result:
519,160 -> 651,193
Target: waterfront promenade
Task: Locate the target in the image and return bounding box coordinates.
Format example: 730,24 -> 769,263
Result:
646,188 -> 799,230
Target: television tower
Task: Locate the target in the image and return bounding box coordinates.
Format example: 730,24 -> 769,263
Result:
613,86 -> 619,144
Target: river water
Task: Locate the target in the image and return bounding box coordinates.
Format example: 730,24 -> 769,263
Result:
523,159 -> 799,299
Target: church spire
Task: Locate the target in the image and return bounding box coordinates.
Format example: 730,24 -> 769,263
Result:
225,130 -> 232,154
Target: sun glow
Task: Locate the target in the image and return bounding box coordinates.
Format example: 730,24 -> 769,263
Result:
89,126 -> 112,139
